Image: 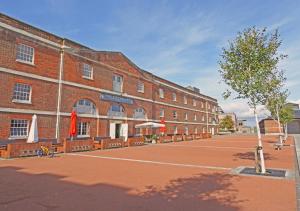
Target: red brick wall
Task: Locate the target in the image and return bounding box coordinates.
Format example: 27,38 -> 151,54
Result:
0,29 -> 60,79
259,119 -> 283,134
0,14 -> 219,142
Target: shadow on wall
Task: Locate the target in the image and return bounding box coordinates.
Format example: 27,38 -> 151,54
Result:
0,167 -> 245,211
233,151 -> 276,161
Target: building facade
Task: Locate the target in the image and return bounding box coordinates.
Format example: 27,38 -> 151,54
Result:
287,103 -> 300,134
259,119 -> 282,135
0,13 -> 219,143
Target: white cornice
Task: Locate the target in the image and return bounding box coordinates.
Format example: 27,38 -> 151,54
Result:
0,21 -> 61,48
0,66 -> 218,115
0,107 -> 218,126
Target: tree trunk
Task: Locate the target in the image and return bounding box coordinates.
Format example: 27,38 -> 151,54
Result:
276,105 -> 283,145
284,123 -> 288,141
254,108 -> 266,174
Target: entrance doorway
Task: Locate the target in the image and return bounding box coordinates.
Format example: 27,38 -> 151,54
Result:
109,122 -> 128,141
115,123 -> 121,138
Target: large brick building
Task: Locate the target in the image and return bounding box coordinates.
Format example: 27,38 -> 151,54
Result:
0,13 -> 219,143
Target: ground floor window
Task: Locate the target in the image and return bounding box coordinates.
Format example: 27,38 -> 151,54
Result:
10,119 -> 29,138
185,126 -> 189,135
194,127 -> 198,134
135,128 -> 142,136
78,122 -> 90,136
173,126 -> 178,134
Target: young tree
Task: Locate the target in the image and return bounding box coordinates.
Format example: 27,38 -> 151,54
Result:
280,104 -> 294,140
220,115 -> 235,131
266,90 -> 288,144
219,27 -> 287,174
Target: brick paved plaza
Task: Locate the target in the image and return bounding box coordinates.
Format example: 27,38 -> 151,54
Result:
0,135 -> 296,211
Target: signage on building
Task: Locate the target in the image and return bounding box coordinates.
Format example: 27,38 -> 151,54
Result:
100,93 -> 134,104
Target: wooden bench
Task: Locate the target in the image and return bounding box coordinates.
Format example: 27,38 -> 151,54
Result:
274,143 -> 283,150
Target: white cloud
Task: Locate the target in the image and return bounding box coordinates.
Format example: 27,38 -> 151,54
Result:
220,100 -> 269,119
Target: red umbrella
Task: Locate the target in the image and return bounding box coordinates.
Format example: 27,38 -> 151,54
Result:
69,110 -> 77,139
159,118 -> 166,133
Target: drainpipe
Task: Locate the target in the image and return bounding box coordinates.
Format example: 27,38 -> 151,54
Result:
55,39 -> 65,141
206,101 -> 209,133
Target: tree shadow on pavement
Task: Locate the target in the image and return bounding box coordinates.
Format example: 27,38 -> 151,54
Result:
0,166 -> 245,211
233,151 -> 276,161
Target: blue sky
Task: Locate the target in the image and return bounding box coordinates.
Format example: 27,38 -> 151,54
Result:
1,0 -> 300,124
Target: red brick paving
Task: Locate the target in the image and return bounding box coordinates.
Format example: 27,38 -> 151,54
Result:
0,135 -> 296,211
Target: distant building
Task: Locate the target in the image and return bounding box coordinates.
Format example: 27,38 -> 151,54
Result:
259,119 -> 282,135
259,102 -> 300,135
237,119 -> 252,134
287,103 -> 300,134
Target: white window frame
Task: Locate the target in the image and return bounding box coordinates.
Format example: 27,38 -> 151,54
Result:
185,126 -> 189,135
159,88 -> 164,98
133,107 -> 146,119
16,43 -> 35,65
173,111 -> 178,119
137,81 -> 145,93
184,96 -> 187,104
193,99 -> 196,106
202,115 -> 205,122
194,127 -> 198,134
194,114 -> 197,121
172,93 -> 177,101
74,99 -> 97,115
10,119 -> 29,139
159,108 -> 165,117
173,126 -> 178,135
12,83 -> 32,104
113,74 -> 123,92
82,63 -> 93,80
77,122 -> 90,137
185,113 -> 188,121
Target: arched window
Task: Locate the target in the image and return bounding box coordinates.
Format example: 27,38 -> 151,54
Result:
133,108 -> 146,119
108,104 -> 125,117
73,99 -> 96,115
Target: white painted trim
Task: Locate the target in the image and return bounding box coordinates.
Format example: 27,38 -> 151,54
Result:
0,67 -> 218,115
154,79 -> 217,103
0,107 -> 56,115
67,153 -> 231,171
0,107 -> 218,126
0,19 -> 217,104
0,21 -> 61,48
0,66 -> 58,83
